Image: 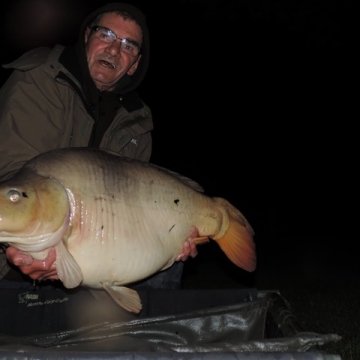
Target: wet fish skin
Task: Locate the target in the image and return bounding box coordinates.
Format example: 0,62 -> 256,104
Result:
0,147 -> 256,313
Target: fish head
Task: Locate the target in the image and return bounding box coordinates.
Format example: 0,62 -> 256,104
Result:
0,173 -> 69,249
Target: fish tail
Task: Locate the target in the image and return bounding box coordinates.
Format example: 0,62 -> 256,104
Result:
212,197 -> 256,272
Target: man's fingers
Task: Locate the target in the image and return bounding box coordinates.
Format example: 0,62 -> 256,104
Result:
176,241 -> 190,261
188,239 -> 198,258
175,226 -> 201,262
5,247 -> 58,280
176,238 -> 199,262
6,246 -> 33,267
42,248 -> 57,270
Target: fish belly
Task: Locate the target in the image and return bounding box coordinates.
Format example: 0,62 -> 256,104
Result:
61,164 -> 221,288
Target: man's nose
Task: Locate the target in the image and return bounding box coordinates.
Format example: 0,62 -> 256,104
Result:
106,41 -> 120,55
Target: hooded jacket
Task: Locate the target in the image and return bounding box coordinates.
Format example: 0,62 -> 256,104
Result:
0,2 -> 153,182
0,3 -> 153,279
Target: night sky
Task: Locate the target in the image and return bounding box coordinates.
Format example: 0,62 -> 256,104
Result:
0,0 -> 353,248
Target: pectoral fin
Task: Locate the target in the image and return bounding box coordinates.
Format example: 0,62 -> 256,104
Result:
55,241 -> 83,288
102,282 -> 142,313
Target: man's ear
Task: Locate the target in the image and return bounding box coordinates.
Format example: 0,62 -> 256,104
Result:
127,54 -> 142,76
85,27 -> 91,43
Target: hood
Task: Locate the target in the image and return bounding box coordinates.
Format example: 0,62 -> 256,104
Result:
76,2 -> 150,95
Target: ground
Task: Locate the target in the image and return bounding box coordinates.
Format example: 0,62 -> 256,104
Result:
182,233 -> 358,360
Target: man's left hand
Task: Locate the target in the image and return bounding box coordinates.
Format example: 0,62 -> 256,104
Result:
175,226 -> 208,261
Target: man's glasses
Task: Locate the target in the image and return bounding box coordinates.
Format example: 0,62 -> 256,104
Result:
91,26 -> 141,57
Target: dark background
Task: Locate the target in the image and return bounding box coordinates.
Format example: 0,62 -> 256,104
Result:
1,0 -> 353,242
0,1 -> 356,357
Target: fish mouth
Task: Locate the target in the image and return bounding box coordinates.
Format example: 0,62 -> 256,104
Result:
99,60 -> 116,69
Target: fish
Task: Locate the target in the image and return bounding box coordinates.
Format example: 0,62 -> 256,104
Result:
0,147 -> 256,313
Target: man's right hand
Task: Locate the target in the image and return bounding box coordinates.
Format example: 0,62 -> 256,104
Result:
6,246 -> 58,281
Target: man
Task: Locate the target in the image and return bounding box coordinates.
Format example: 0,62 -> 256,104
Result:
0,3 -> 197,288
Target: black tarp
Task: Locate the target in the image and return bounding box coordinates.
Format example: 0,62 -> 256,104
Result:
0,287 -> 341,359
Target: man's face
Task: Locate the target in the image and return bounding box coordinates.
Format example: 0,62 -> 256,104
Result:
85,12 -> 143,91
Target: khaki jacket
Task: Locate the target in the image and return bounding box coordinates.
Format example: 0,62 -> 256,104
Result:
0,45 -> 153,181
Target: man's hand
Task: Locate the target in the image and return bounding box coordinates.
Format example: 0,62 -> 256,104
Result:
176,238 -> 198,262
6,246 -> 58,281
176,225 -> 209,262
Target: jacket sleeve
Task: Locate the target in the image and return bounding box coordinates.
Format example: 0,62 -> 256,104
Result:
133,132 -> 152,162
0,67 -> 67,180
99,103 -> 154,163
131,102 -> 154,162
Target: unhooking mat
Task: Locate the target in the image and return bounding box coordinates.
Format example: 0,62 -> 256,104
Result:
0,287 -> 341,359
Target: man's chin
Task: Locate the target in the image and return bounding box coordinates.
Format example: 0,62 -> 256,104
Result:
92,75 -> 117,91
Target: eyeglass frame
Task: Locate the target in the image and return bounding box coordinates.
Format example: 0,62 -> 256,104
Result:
90,25 -> 142,57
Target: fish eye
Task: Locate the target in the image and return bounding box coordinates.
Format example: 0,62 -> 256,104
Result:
7,189 -> 21,202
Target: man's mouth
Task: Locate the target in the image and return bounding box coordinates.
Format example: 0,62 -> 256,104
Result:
99,60 -> 116,69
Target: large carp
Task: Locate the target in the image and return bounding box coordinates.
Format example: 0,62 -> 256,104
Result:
0,148 -> 255,313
